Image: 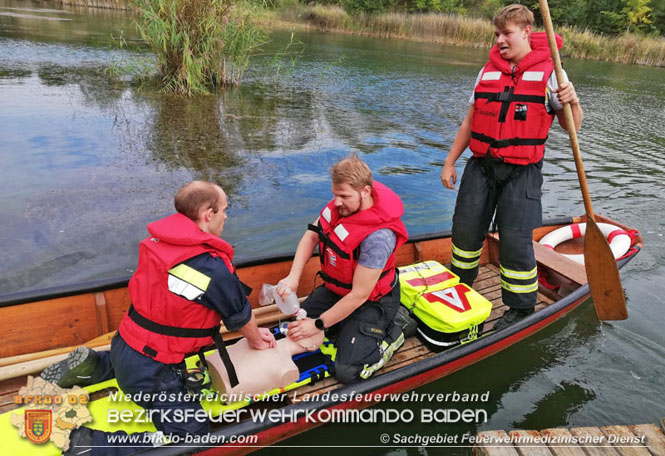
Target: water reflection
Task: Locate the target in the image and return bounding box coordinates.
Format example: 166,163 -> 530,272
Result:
0,0 -> 135,46
3,24 -> 665,292
146,94 -> 244,193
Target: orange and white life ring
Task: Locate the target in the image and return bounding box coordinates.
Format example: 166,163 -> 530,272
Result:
538,222 -> 631,265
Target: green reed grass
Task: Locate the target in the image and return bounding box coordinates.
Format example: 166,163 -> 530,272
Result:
132,0 -> 267,94
267,4 -> 665,66
64,0 -> 665,68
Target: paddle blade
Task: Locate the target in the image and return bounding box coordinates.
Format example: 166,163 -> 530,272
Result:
584,218 -> 628,320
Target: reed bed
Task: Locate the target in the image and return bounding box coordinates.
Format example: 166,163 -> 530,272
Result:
273,6 -> 494,47
132,0 -> 267,93
270,4 -> 665,66
559,26 -> 665,66
49,0 -> 665,67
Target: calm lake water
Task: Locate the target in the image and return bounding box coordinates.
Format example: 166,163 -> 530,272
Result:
1,1 -> 664,453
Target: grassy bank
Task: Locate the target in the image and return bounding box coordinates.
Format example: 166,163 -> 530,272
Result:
258,3 -> 665,67
48,0 -> 665,67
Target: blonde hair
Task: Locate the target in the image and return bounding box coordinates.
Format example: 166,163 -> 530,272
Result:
493,4 -> 534,30
330,154 -> 373,191
174,181 -> 223,221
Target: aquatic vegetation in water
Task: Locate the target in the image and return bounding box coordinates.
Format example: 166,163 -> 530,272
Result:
263,30 -> 304,84
131,0 -> 269,94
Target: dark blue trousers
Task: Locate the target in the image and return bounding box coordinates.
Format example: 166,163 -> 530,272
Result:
83,335 -> 208,456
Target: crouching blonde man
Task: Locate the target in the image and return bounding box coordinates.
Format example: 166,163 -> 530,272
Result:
278,155 -> 408,384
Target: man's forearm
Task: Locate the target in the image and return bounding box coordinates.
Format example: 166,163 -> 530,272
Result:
320,265 -> 382,327
239,314 -> 261,343
320,290 -> 367,328
287,230 -> 318,281
445,105 -> 474,166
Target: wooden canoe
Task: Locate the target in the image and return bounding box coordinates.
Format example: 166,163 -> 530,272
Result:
0,214 -> 643,454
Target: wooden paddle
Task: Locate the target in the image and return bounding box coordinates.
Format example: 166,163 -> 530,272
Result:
539,0 -> 628,320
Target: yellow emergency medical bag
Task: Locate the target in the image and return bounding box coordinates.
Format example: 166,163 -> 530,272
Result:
398,261 -> 492,352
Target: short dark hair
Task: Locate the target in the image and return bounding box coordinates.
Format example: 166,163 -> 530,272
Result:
174,181 -> 222,221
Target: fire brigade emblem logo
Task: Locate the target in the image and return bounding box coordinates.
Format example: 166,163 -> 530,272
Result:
326,247 -> 337,267
25,410 -> 52,444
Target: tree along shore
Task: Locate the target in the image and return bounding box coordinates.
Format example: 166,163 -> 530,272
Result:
50,0 -> 665,67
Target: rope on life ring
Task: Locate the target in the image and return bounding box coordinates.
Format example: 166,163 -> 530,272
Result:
538,222 -> 632,265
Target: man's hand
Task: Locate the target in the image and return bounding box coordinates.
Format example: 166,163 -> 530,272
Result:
554,81 -> 583,131
240,315 -> 276,350
276,276 -> 299,300
248,327 -> 276,350
553,81 -> 579,105
441,161 -> 457,189
287,318 -> 321,341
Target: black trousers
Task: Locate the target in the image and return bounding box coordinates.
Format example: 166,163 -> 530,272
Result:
450,156 -> 543,310
302,283 -> 400,384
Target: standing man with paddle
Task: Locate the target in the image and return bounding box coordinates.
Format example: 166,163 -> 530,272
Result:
440,4 -> 583,330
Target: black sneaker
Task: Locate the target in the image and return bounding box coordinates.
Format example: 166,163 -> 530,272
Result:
63,426 -> 94,456
41,346 -> 99,388
493,307 -> 535,332
394,305 -> 417,338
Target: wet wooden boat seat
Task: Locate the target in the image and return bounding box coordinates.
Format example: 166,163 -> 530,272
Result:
487,232 -> 587,286
532,240 -> 588,286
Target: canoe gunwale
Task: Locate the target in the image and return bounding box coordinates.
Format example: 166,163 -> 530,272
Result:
135,242 -> 642,456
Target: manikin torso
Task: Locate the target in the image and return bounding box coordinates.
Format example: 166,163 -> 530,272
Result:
206,331 -> 324,402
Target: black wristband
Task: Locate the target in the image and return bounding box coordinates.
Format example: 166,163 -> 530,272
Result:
314,317 -> 326,330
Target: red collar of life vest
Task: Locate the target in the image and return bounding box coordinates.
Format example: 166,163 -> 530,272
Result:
488,32 -> 562,76
147,213 -> 235,272
320,181 -> 406,244
316,181 -> 408,300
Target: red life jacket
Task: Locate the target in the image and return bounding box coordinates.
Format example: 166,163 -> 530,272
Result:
310,181 -> 408,301
119,213 -> 236,366
469,32 -> 562,165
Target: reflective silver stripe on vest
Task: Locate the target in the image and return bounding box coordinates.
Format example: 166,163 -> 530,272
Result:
334,223 -> 350,242
522,71 -> 544,81
322,206 -> 332,223
168,264 -> 211,301
482,71 -> 501,81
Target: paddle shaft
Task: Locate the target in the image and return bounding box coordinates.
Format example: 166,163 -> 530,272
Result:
539,0 -> 628,320
538,0 -> 594,219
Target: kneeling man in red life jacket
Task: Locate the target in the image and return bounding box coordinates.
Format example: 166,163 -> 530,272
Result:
278,155 -> 409,384
42,181 -> 275,456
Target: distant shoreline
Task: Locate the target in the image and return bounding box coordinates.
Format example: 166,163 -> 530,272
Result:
48,0 -> 665,67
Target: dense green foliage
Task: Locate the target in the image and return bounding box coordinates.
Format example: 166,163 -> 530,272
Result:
133,0 -> 267,94
271,0 -> 665,36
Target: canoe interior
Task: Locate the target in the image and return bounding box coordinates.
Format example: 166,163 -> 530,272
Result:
0,214 -> 643,416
